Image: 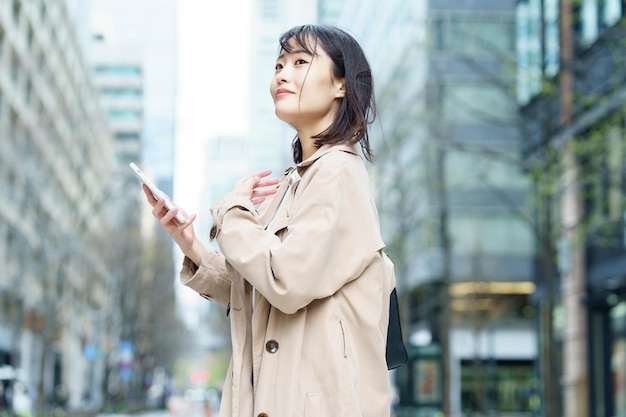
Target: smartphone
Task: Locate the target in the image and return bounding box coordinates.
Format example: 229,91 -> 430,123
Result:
129,162 -> 187,224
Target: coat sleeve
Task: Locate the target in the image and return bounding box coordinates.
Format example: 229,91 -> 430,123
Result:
213,153 -> 384,314
178,248 -> 231,307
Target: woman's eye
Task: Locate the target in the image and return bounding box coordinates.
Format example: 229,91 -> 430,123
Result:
295,59 -> 308,65
275,63 -> 283,70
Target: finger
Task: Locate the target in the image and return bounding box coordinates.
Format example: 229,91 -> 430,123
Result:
252,169 -> 273,179
143,184 -> 158,205
153,198 -> 167,218
177,213 -> 197,230
251,197 -> 267,205
252,187 -> 278,198
160,206 -> 180,226
256,178 -> 280,187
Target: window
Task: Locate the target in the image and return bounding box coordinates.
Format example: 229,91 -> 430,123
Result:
115,132 -> 140,141
588,118 -> 625,223
433,13 -> 515,55
603,0 -> 622,28
93,65 -> 141,75
516,0 -> 542,104
612,302 -> 626,416
259,0 -> 278,19
544,0 -> 559,77
108,109 -> 142,119
461,360 -> 537,413
12,0 -> 21,25
581,0 -> 599,46
27,24 -> 33,50
0,25 -> 4,60
10,49 -> 20,83
102,88 -> 142,97
443,83 -> 516,125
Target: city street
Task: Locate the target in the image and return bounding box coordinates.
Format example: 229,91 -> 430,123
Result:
98,403 -> 210,417
96,394 -> 217,417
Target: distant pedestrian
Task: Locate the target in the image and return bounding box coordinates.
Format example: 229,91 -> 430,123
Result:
143,24 -> 395,417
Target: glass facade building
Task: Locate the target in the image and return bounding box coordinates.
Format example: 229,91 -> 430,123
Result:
338,0 -> 535,415
517,0 -> 626,416
0,0 -> 114,409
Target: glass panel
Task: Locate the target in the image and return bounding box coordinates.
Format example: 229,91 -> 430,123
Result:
581,0 -> 599,46
603,0 -> 622,27
544,0 -> 560,77
516,0 -> 542,104
436,14 -> 515,55
443,83 -> 515,124
461,360 -> 537,413
612,303 -> 626,415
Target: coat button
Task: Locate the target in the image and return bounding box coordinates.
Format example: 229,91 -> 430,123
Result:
258,414 -> 268,417
265,340 -> 279,353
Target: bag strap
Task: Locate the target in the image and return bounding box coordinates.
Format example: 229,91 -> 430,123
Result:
259,167 -> 295,228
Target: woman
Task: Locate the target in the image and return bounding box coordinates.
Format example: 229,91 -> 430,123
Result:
146,24 -> 394,417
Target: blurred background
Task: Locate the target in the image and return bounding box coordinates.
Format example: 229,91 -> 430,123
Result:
0,0 -> 625,416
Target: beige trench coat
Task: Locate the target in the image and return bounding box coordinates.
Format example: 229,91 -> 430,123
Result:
180,143 -> 394,417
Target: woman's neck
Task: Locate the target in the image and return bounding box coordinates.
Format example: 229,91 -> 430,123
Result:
298,133 -> 318,161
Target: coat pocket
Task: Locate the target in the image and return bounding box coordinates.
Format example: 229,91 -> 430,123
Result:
304,392 -> 321,417
339,320 -> 348,359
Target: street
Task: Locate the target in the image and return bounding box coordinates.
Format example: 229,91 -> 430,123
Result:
97,395 -> 216,417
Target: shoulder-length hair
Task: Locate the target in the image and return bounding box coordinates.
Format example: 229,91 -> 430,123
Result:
278,24 -> 377,163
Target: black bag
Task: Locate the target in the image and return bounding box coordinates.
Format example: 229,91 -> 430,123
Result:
386,287 -> 408,369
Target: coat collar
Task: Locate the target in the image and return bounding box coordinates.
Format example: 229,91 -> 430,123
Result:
296,143 -> 361,174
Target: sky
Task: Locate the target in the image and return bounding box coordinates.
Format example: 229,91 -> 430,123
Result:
81,0 -> 254,326
174,0 -> 253,326
175,0 -> 253,216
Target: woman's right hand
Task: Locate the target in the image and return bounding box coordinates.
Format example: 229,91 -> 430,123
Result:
142,185 -> 202,265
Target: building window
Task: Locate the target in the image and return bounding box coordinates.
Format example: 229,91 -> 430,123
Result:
10,49 -> 20,83
432,13 -> 515,55
108,109 -> 142,119
115,132 -> 140,141
25,79 -> 32,104
27,24 -> 33,50
12,0 -> 21,25
102,88 -> 142,97
0,25 -> 4,60
544,0 -> 559,77
602,0 -> 622,28
581,0 -> 599,46
611,302 -> 626,416
587,117 -> 625,224
94,65 -> 141,75
461,359 -> 537,414
516,0 -> 542,104
259,0 -> 278,19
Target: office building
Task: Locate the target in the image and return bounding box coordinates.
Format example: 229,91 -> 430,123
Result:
0,0 -> 114,410
518,0 -> 625,416
338,0 -> 535,415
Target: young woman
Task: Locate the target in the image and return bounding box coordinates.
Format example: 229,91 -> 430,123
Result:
146,24 -> 394,417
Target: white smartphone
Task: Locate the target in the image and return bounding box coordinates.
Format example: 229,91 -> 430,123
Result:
129,162 -> 187,224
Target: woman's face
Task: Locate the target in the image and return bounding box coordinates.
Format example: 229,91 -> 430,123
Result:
270,37 -> 345,131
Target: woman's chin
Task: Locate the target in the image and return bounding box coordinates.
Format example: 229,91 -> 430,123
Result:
274,109 -> 298,126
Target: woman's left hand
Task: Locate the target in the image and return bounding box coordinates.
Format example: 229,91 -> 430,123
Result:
233,169 -> 280,205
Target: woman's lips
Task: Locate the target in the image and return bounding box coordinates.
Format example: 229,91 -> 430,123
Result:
275,88 -> 293,97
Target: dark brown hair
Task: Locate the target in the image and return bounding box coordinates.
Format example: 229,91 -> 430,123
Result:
278,24 -> 376,163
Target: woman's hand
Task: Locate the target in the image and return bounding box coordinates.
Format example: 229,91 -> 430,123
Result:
142,185 -> 202,264
232,169 -> 280,205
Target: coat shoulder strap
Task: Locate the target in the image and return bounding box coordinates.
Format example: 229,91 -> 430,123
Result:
259,167 -> 295,228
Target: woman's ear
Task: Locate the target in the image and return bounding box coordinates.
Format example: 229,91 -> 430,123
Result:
335,79 -> 346,99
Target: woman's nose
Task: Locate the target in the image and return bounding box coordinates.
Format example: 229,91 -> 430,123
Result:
275,65 -> 290,83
